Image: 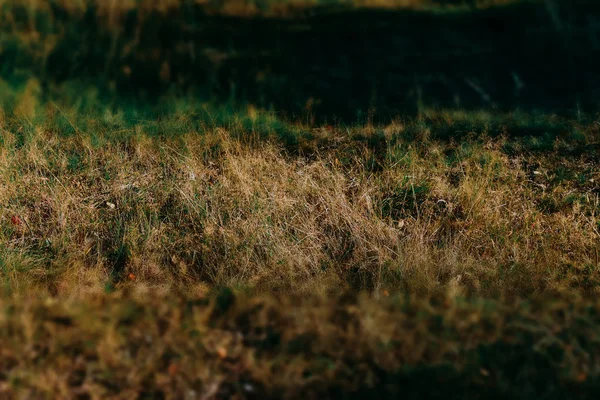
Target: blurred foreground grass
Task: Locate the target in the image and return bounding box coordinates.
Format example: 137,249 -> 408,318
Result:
2,291 -> 600,399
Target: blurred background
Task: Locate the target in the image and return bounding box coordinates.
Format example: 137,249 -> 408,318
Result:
1,0 -> 599,121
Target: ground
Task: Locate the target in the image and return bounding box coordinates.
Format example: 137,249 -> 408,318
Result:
0,0 -> 599,398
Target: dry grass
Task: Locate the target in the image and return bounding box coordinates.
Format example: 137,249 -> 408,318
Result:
1,1 -> 599,396
0,83 -> 598,299
1,290 -> 599,399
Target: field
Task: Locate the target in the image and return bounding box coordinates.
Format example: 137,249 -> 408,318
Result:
1,0 -> 600,398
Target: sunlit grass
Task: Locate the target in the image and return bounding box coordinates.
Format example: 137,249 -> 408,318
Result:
1,80 -> 598,299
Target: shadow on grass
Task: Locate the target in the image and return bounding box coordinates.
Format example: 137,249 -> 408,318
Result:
2,0 -> 600,123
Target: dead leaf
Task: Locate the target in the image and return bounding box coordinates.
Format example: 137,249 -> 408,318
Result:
216,347 -> 227,359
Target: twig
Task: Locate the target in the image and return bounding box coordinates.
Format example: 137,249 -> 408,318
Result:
21,216 -> 35,237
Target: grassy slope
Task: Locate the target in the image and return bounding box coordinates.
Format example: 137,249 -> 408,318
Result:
0,0 -> 600,398
0,88 -> 598,298
0,86 -> 599,398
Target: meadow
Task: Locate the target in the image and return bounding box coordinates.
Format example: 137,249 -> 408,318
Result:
0,0 -> 599,398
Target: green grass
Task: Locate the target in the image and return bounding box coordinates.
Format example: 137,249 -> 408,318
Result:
2,0 -> 598,120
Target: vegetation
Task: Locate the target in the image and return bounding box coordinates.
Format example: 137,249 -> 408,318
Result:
0,88 -> 598,298
2,291 -> 600,399
0,0 -> 599,398
3,0 -> 598,120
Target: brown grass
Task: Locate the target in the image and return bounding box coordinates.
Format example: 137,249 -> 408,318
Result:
1,290 -> 599,399
1,1 -> 598,396
1,86 -> 598,299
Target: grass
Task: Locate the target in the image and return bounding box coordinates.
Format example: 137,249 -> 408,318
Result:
0,81 -> 598,299
0,78 -> 598,398
2,291 -> 600,399
1,0 -> 600,397
3,0 -> 598,120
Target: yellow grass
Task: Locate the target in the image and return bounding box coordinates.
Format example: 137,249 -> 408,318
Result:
1,88 -> 598,299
